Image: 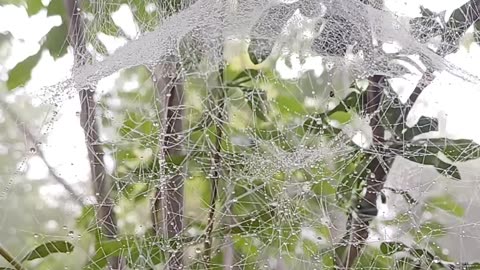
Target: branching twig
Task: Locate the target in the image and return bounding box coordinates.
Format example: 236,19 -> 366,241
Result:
64,0 -> 124,269
0,102 -> 86,206
0,243 -> 26,270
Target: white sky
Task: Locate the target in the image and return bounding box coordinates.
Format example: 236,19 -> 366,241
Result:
1,0 -> 480,200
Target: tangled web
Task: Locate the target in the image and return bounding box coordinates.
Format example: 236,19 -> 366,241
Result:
2,0 -> 480,269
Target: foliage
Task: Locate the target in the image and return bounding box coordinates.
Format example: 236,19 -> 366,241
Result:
1,0 -> 480,269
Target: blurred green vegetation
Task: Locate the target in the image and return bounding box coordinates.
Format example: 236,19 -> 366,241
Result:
1,0 -> 480,269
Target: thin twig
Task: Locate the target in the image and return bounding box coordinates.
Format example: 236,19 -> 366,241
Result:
0,243 -> 25,270
203,83 -> 226,266
0,102 -> 86,206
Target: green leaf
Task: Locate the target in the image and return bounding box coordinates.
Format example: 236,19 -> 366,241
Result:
403,116 -> 438,141
46,0 -> 65,17
85,237 -> 165,269
382,96 -> 406,136
76,205 -> 96,231
227,69 -> 259,86
311,179 -> 336,196
43,24 -> 68,59
119,111 -> 156,140
380,242 -> 407,255
328,111 -> 352,125
395,139 -> 480,179
21,241 -> 74,261
0,0 -> 23,6
26,0 -> 43,16
327,89 -> 363,114
430,139 -> 480,162
413,222 -> 447,241
434,160 -> 461,179
322,253 -> 335,268
335,153 -> 369,208
122,184 -> 149,202
7,50 -> 42,90
303,90 -> 361,135
275,93 -> 305,115
464,262 -> 480,269
426,194 -> 465,217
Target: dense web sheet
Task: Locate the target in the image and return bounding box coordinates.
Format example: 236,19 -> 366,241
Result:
2,0 -> 480,269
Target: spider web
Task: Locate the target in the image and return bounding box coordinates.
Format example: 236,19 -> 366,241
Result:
2,0 -> 480,269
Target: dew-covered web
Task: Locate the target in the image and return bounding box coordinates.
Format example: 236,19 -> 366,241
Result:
2,0 -> 480,269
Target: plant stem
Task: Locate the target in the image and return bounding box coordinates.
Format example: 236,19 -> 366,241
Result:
339,75 -> 391,269
152,59 -> 185,270
64,0 -> 123,268
203,84 -> 226,266
0,244 -> 26,270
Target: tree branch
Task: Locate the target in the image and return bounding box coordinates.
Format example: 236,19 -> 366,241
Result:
64,0 -> 124,269
0,101 -> 86,206
152,58 -> 186,270
338,0 -> 480,268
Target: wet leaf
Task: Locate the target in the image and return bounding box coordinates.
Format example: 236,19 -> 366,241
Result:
22,241 -> 74,261
7,51 -> 42,90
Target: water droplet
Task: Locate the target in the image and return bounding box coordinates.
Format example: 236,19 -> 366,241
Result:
29,147 -> 36,154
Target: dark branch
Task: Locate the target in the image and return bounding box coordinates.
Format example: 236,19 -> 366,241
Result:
339,0 -> 480,268
64,0 -> 124,268
152,59 -> 186,270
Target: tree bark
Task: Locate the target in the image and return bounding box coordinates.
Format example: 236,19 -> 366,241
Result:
152,59 -> 185,270
64,0 -> 124,269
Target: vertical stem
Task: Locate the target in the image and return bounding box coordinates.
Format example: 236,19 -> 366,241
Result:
203,85 -> 225,266
153,59 -> 185,270
64,0 -> 123,269
339,75 -> 391,269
